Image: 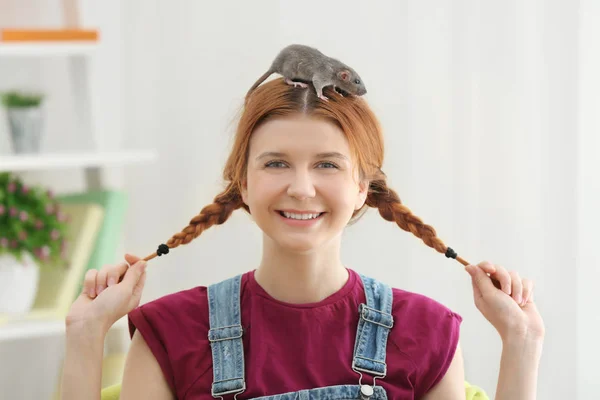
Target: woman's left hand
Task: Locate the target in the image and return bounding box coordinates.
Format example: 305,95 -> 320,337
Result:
465,261 -> 545,342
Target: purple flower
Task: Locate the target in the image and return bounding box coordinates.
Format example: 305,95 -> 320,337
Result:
21,185 -> 29,194
51,229 -> 60,240
7,182 -> 16,193
10,239 -> 18,248
0,205 -> 5,215
57,210 -> 67,222
34,246 -> 50,261
39,246 -> 50,260
45,204 -> 54,214
35,219 -> 44,229
9,207 -> 18,217
0,238 -> 8,247
19,210 -> 28,222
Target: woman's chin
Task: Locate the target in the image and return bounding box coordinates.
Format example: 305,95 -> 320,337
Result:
278,240 -> 320,254
267,235 -> 323,254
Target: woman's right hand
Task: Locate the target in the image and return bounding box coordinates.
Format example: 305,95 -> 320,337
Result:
65,253 -> 148,334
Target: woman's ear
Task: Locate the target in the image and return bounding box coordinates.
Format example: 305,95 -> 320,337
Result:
241,179 -> 248,205
355,179 -> 370,210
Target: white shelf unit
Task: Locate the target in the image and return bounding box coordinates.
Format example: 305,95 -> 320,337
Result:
0,41 -> 97,56
0,319 -> 65,341
0,4 -> 144,397
0,40 -> 157,189
0,315 -> 128,342
0,150 -> 158,172
0,37 -> 155,314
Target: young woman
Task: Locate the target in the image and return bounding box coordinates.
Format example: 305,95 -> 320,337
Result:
61,78 -> 544,399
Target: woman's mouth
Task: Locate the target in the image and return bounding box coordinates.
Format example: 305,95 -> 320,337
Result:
276,210 -> 326,226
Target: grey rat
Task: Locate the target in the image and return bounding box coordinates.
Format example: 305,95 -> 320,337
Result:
246,44 -> 367,101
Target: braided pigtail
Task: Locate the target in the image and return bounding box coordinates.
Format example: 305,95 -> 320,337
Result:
365,180 -> 469,266
143,184 -> 244,262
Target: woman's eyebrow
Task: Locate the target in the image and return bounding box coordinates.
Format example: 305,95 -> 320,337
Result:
255,151 -> 349,161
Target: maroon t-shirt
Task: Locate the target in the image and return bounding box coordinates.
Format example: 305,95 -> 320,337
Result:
128,268 -> 462,399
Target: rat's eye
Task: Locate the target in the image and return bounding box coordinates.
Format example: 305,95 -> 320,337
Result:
354,79 -> 361,84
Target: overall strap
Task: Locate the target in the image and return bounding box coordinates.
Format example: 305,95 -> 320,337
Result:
352,274 -> 394,382
207,274 -> 246,398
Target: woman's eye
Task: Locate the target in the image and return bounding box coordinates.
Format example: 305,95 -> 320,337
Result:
265,161 -> 286,168
318,162 -> 339,169
264,161 -> 339,169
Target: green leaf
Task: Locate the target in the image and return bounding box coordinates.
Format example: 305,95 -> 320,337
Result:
1,90 -> 44,108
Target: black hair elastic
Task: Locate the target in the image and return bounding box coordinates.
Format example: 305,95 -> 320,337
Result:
445,247 -> 457,259
156,244 -> 170,256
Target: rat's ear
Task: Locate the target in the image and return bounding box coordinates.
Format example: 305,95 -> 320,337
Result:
337,70 -> 351,82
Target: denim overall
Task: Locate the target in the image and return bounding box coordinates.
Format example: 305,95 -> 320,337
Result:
207,272 -> 394,400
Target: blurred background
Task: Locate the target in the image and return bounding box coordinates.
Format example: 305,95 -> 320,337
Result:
0,0 -> 598,399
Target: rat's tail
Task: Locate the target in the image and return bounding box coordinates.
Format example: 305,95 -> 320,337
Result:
246,69 -> 274,99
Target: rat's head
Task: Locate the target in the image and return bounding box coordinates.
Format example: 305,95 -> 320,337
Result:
336,68 -> 367,96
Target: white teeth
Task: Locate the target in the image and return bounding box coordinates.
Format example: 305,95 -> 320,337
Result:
282,212 -> 321,220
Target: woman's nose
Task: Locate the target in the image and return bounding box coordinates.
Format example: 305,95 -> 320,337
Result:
286,171 -> 316,199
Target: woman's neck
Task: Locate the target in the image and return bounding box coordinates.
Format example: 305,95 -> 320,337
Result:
254,236 -> 349,304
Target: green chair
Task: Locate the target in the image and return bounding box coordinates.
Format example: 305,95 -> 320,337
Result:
100,381 -> 490,399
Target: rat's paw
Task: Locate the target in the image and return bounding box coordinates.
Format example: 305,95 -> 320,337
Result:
285,78 -> 308,88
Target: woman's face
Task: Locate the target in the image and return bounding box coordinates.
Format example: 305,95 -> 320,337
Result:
241,114 -> 369,253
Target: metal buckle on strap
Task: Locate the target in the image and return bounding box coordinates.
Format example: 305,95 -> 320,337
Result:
359,304 -> 394,329
211,380 -> 246,400
208,324 -> 243,343
352,357 -> 387,379
353,361 -> 386,395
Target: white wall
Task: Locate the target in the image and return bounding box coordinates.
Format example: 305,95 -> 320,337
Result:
1,1 -> 597,399
577,0 -> 600,396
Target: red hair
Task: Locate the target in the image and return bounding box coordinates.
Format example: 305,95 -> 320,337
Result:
144,78 -> 467,266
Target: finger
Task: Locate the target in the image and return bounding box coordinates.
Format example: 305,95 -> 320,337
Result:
477,261 -> 497,274
83,269 -> 98,298
124,253 -> 143,266
132,268 -> 147,298
509,271 -> 523,305
522,278 -> 534,305
96,267 -> 109,295
476,261 -> 502,289
466,264 -> 497,296
465,265 -> 483,300
488,264 -> 511,296
107,262 -> 129,287
122,260 -> 147,289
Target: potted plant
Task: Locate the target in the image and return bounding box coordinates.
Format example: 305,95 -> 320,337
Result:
0,172 -> 69,314
1,90 -> 45,153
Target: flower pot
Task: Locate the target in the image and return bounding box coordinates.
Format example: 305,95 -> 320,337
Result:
7,106 -> 44,153
0,252 -> 40,314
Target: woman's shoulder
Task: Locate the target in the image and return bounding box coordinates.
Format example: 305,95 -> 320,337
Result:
389,285 -> 463,345
390,286 -> 462,324
354,270 -> 461,325
127,270 -> 252,336
387,286 -> 463,396
127,285 -> 209,339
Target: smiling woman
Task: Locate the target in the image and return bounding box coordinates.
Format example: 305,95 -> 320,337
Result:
114,79 -> 472,399
62,75 -> 542,400
241,115 -> 370,253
